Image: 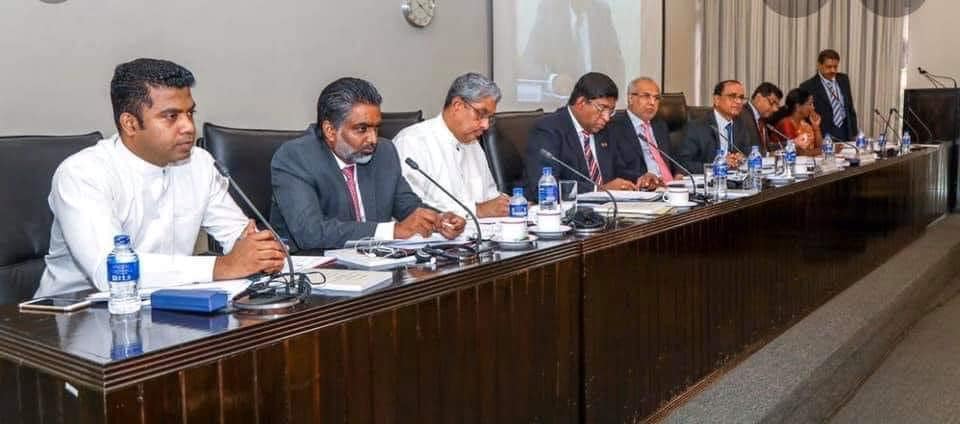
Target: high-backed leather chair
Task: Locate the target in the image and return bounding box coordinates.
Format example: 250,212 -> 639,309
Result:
687,106 -> 714,124
0,132 -> 101,304
202,123 -> 304,219
380,110 -> 423,140
655,92 -> 690,148
479,109 -> 544,192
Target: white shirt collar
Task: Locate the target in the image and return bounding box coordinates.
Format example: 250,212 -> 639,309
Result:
819,72 -> 836,83
748,102 -> 761,122
112,134 -> 168,178
435,113 -> 473,148
567,106 -> 589,137
626,109 -> 648,131
713,109 -> 733,131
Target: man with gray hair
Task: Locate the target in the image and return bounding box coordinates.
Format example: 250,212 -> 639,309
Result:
394,72 -> 509,218
270,77 -> 466,250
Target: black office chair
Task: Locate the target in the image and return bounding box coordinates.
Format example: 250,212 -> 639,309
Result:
0,132 -> 102,304
479,109 -> 544,193
380,110 -> 423,140
686,106 -> 714,124
656,92 -> 690,148
202,123 -> 304,220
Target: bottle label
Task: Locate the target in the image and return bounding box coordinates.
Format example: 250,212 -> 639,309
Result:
713,163 -> 728,178
786,151 -> 797,163
108,260 -> 139,282
509,203 -> 528,218
538,185 -> 558,204
749,157 -> 761,170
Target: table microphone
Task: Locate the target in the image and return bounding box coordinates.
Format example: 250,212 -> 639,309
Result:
873,108 -> 901,144
213,161 -> 311,309
905,105 -> 935,141
637,133 -> 709,203
890,108 -> 921,141
764,124 -> 788,152
403,158 -> 483,255
538,148 -> 618,226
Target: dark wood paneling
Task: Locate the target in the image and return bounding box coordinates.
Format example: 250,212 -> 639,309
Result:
218,352 -> 257,423
582,151 -> 945,422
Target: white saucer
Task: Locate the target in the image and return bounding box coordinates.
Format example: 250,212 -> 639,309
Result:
529,225 -> 572,239
491,234 -> 538,250
664,200 -> 698,208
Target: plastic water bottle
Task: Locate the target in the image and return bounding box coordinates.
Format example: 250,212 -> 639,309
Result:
876,133 -> 887,155
110,313 -> 143,360
855,132 -> 867,151
746,145 -> 762,193
509,187 -> 528,218
107,235 -> 141,315
712,149 -> 728,200
822,134 -> 835,169
537,167 -> 561,227
901,131 -> 912,155
784,139 -> 797,177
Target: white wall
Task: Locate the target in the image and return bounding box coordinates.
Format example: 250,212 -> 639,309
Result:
0,0 -> 489,135
905,0 -> 960,89
664,0 -> 697,99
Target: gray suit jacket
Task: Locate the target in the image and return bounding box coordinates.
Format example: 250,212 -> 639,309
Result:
269,125 -> 422,250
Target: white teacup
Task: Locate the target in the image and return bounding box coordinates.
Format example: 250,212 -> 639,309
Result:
499,217 -> 528,241
537,209 -> 562,232
662,184 -> 690,206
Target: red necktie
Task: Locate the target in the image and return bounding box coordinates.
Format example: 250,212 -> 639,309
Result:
581,130 -> 603,186
642,122 -> 673,183
341,165 -> 362,222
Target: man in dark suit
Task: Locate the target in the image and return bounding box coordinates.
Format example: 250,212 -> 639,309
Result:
524,72 -> 637,199
607,77 -> 680,190
270,77 -> 465,250
798,49 -> 858,141
676,80 -> 754,173
737,82 -> 783,153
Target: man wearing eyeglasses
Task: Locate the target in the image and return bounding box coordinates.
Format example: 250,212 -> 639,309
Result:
524,72 -> 637,199
607,77 -> 683,190
737,82 -> 783,153
677,80 -> 755,173
394,73 -> 509,219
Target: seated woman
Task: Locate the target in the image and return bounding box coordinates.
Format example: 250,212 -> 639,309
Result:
769,88 -> 824,156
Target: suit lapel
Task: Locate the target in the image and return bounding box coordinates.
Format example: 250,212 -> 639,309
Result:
560,109 -> 589,173
356,160 -> 378,222
316,139 -> 358,221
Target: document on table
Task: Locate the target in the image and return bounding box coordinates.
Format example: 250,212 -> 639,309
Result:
306,269 -> 394,293
578,190 -> 662,202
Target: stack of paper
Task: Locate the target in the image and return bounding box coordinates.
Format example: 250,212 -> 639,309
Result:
579,190 -> 661,202
592,202 -> 674,216
307,269 -> 393,294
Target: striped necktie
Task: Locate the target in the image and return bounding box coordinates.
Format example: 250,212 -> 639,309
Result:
581,130 -> 603,186
827,80 -> 846,127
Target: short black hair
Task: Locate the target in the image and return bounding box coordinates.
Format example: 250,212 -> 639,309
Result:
752,82 -> 783,100
818,49 -> 840,64
316,77 -> 383,133
712,80 -> 742,96
110,58 -> 195,129
768,88 -> 814,125
567,72 -> 619,106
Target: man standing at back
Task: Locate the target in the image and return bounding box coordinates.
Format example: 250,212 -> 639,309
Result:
799,49 -> 858,141
524,72 -> 637,198
37,58 -> 286,297
394,73 -> 509,218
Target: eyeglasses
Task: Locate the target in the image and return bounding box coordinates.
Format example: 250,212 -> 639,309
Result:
462,101 -> 496,126
587,100 -> 618,118
721,93 -> 747,102
764,96 -> 781,107
630,92 -> 663,102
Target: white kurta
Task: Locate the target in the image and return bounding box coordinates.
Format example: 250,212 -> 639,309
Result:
393,115 -> 502,217
36,135 -> 248,297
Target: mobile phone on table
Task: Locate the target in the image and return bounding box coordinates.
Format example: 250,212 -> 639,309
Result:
19,297 -> 92,312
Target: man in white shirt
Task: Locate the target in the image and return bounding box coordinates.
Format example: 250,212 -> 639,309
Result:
37,58 -> 285,297
394,73 -> 509,218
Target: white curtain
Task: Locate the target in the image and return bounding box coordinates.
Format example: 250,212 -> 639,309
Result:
695,0 -> 907,137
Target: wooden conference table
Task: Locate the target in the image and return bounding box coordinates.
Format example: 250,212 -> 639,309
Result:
0,146 -> 947,423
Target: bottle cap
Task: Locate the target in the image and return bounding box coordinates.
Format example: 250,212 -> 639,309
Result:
512,187 -> 524,196
113,235 -> 130,245
541,167 -> 553,176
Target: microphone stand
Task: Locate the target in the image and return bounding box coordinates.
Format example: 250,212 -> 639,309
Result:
906,105 -> 936,142
538,149 -> 619,228
403,158 -> 483,260
920,67 -> 958,88
874,109 -> 901,155
637,133 -> 710,203
213,161 -> 311,312
890,108 -> 920,141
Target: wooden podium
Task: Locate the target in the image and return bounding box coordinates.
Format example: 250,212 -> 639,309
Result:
904,88 -> 960,209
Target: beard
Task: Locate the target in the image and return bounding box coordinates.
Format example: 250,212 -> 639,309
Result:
333,138 -> 374,164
